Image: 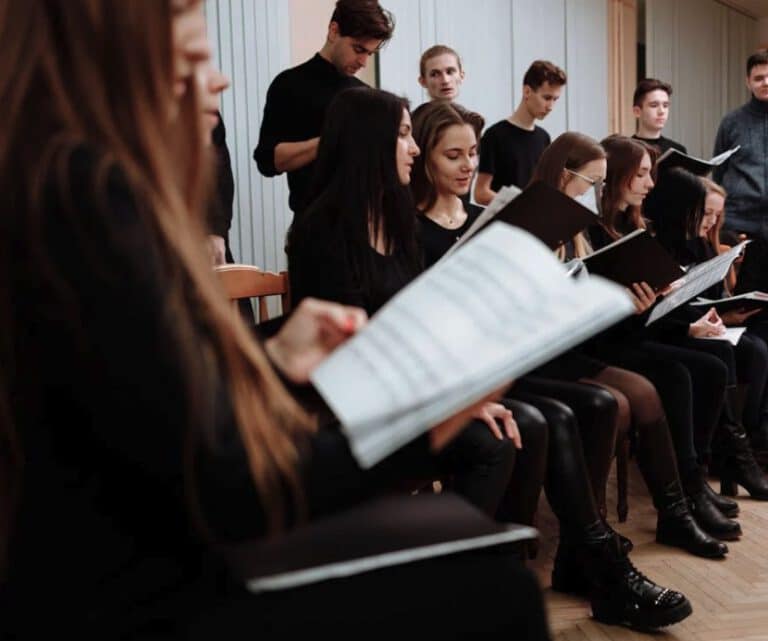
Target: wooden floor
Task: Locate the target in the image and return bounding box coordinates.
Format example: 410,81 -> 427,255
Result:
529,461 -> 768,641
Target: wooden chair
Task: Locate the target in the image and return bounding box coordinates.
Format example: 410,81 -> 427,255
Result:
214,264 -> 291,322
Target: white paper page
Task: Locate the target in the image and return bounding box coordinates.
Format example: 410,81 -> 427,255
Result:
312,223 -> 635,468
646,241 -> 748,325
710,145 -> 740,165
442,185 -> 522,259
701,327 -> 746,346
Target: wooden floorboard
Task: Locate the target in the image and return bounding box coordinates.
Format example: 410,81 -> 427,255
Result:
529,461 -> 768,640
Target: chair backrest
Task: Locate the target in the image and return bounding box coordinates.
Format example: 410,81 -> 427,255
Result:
214,264 -> 291,322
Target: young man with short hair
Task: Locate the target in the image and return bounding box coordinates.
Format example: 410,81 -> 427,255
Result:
417,45 -> 464,101
713,50 -> 768,241
474,60 -> 566,204
254,0 -> 393,214
631,78 -> 687,155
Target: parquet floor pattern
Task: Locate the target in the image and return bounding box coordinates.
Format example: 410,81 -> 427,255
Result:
530,461 -> 768,641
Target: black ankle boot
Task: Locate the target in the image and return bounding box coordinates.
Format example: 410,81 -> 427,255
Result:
682,468 -> 741,541
701,480 -> 739,517
655,480 -> 728,558
552,523 -> 632,596
585,531 -> 692,630
716,421 -> 768,500
748,416 -> 768,466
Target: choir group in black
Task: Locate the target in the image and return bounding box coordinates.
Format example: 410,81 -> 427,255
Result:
4,0 -> 768,639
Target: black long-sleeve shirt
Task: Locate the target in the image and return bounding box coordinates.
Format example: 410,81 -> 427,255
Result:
253,54 -> 363,213
3,147 -> 431,637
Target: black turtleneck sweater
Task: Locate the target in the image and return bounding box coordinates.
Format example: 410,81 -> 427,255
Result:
632,134 -> 687,156
254,53 -> 364,213
713,95 -> 768,233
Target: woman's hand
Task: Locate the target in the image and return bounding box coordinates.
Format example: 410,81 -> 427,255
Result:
265,298 -> 367,383
720,307 -> 762,326
688,307 -> 726,338
429,389 -> 508,452
472,402 -> 522,447
628,281 -> 657,314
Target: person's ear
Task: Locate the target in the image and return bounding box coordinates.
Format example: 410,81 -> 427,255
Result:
418,75 -> 427,89
522,85 -> 532,100
559,169 -> 570,191
458,69 -> 465,83
327,21 -> 340,43
632,104 -> 642,119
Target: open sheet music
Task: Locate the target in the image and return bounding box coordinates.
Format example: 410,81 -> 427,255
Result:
312,223 -> 635,468
656,145 -> 740,176
646,241 -> 749,325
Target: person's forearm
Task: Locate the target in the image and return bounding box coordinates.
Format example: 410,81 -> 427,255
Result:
474,184 -> 496,206
274,138 -> 320,173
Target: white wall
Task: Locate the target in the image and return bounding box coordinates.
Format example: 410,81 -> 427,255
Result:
205,0 -> 292,271
646,0 -> 757,157
378,0 -> 609,141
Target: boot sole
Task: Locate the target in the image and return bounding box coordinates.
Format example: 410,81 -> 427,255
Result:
592,597 -> 693,630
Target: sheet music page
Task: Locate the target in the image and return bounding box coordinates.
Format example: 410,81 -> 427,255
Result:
710,145 -> 740,165
442,185 -> 521,259
312,223 -> 635,467
646,241 -> 749,325
701,327 -> 746,347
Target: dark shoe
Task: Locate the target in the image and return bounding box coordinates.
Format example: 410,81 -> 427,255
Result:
683,469 -> 742,541
748,418 -> 768,466
701,480 -> 739,518
587,534 -> 692,630
717,421 -> 768,500
654,481 -> 728,558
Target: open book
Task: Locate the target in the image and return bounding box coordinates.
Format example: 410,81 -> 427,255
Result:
311,223 -> 635,468
582,228 -> 685,292
444,181 -> 597,259
690,290 -> 768,313
646,241 -> 750,325
656,145 -> 740,176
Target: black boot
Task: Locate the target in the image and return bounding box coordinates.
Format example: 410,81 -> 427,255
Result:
682,468 -> 741,541
552,523 -> 631,595
701,479 -> 739,518
655,480 -> 728,558
715,421 -> 768,500
578,526 -> 692,630
748,415 -> 768,466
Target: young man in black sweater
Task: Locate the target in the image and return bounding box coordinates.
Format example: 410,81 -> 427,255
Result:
631,78 -> 687,156
253,0 -> 393,215
474,60 -> 565,204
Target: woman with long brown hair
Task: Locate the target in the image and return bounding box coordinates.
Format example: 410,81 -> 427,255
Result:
0,2 -> 551,638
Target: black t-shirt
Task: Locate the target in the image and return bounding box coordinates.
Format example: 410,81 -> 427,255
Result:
632,134 -> 687,156
417,205 -> 481,269
478,120 -> 550,191
254,53 -> 364,213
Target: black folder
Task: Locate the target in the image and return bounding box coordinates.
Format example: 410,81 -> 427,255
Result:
492,181 -> 599,249
583,229 -> 685,291
218,492 -> 537,593
656,146 -> 740,177
690,291 -> 768,313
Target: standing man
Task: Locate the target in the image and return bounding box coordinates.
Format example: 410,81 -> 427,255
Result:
474,60 -> 566,204
713,50 -> 768,241
417,45 -> 465,102
631,78 -> 687,155
254,0 -> 394,214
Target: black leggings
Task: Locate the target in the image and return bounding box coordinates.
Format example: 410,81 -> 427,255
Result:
509,390 -> 604,539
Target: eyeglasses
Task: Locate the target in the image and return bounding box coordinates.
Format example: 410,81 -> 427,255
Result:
566,168 -> 601,185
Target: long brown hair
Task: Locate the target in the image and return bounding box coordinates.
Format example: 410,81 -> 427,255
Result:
530,132 -> 605,258
411,100 -> 484,212
600,135 -> 657,239
0,0 -> 309,573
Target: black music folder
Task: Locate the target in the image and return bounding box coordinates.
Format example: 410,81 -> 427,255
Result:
583,228 -> 685,291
